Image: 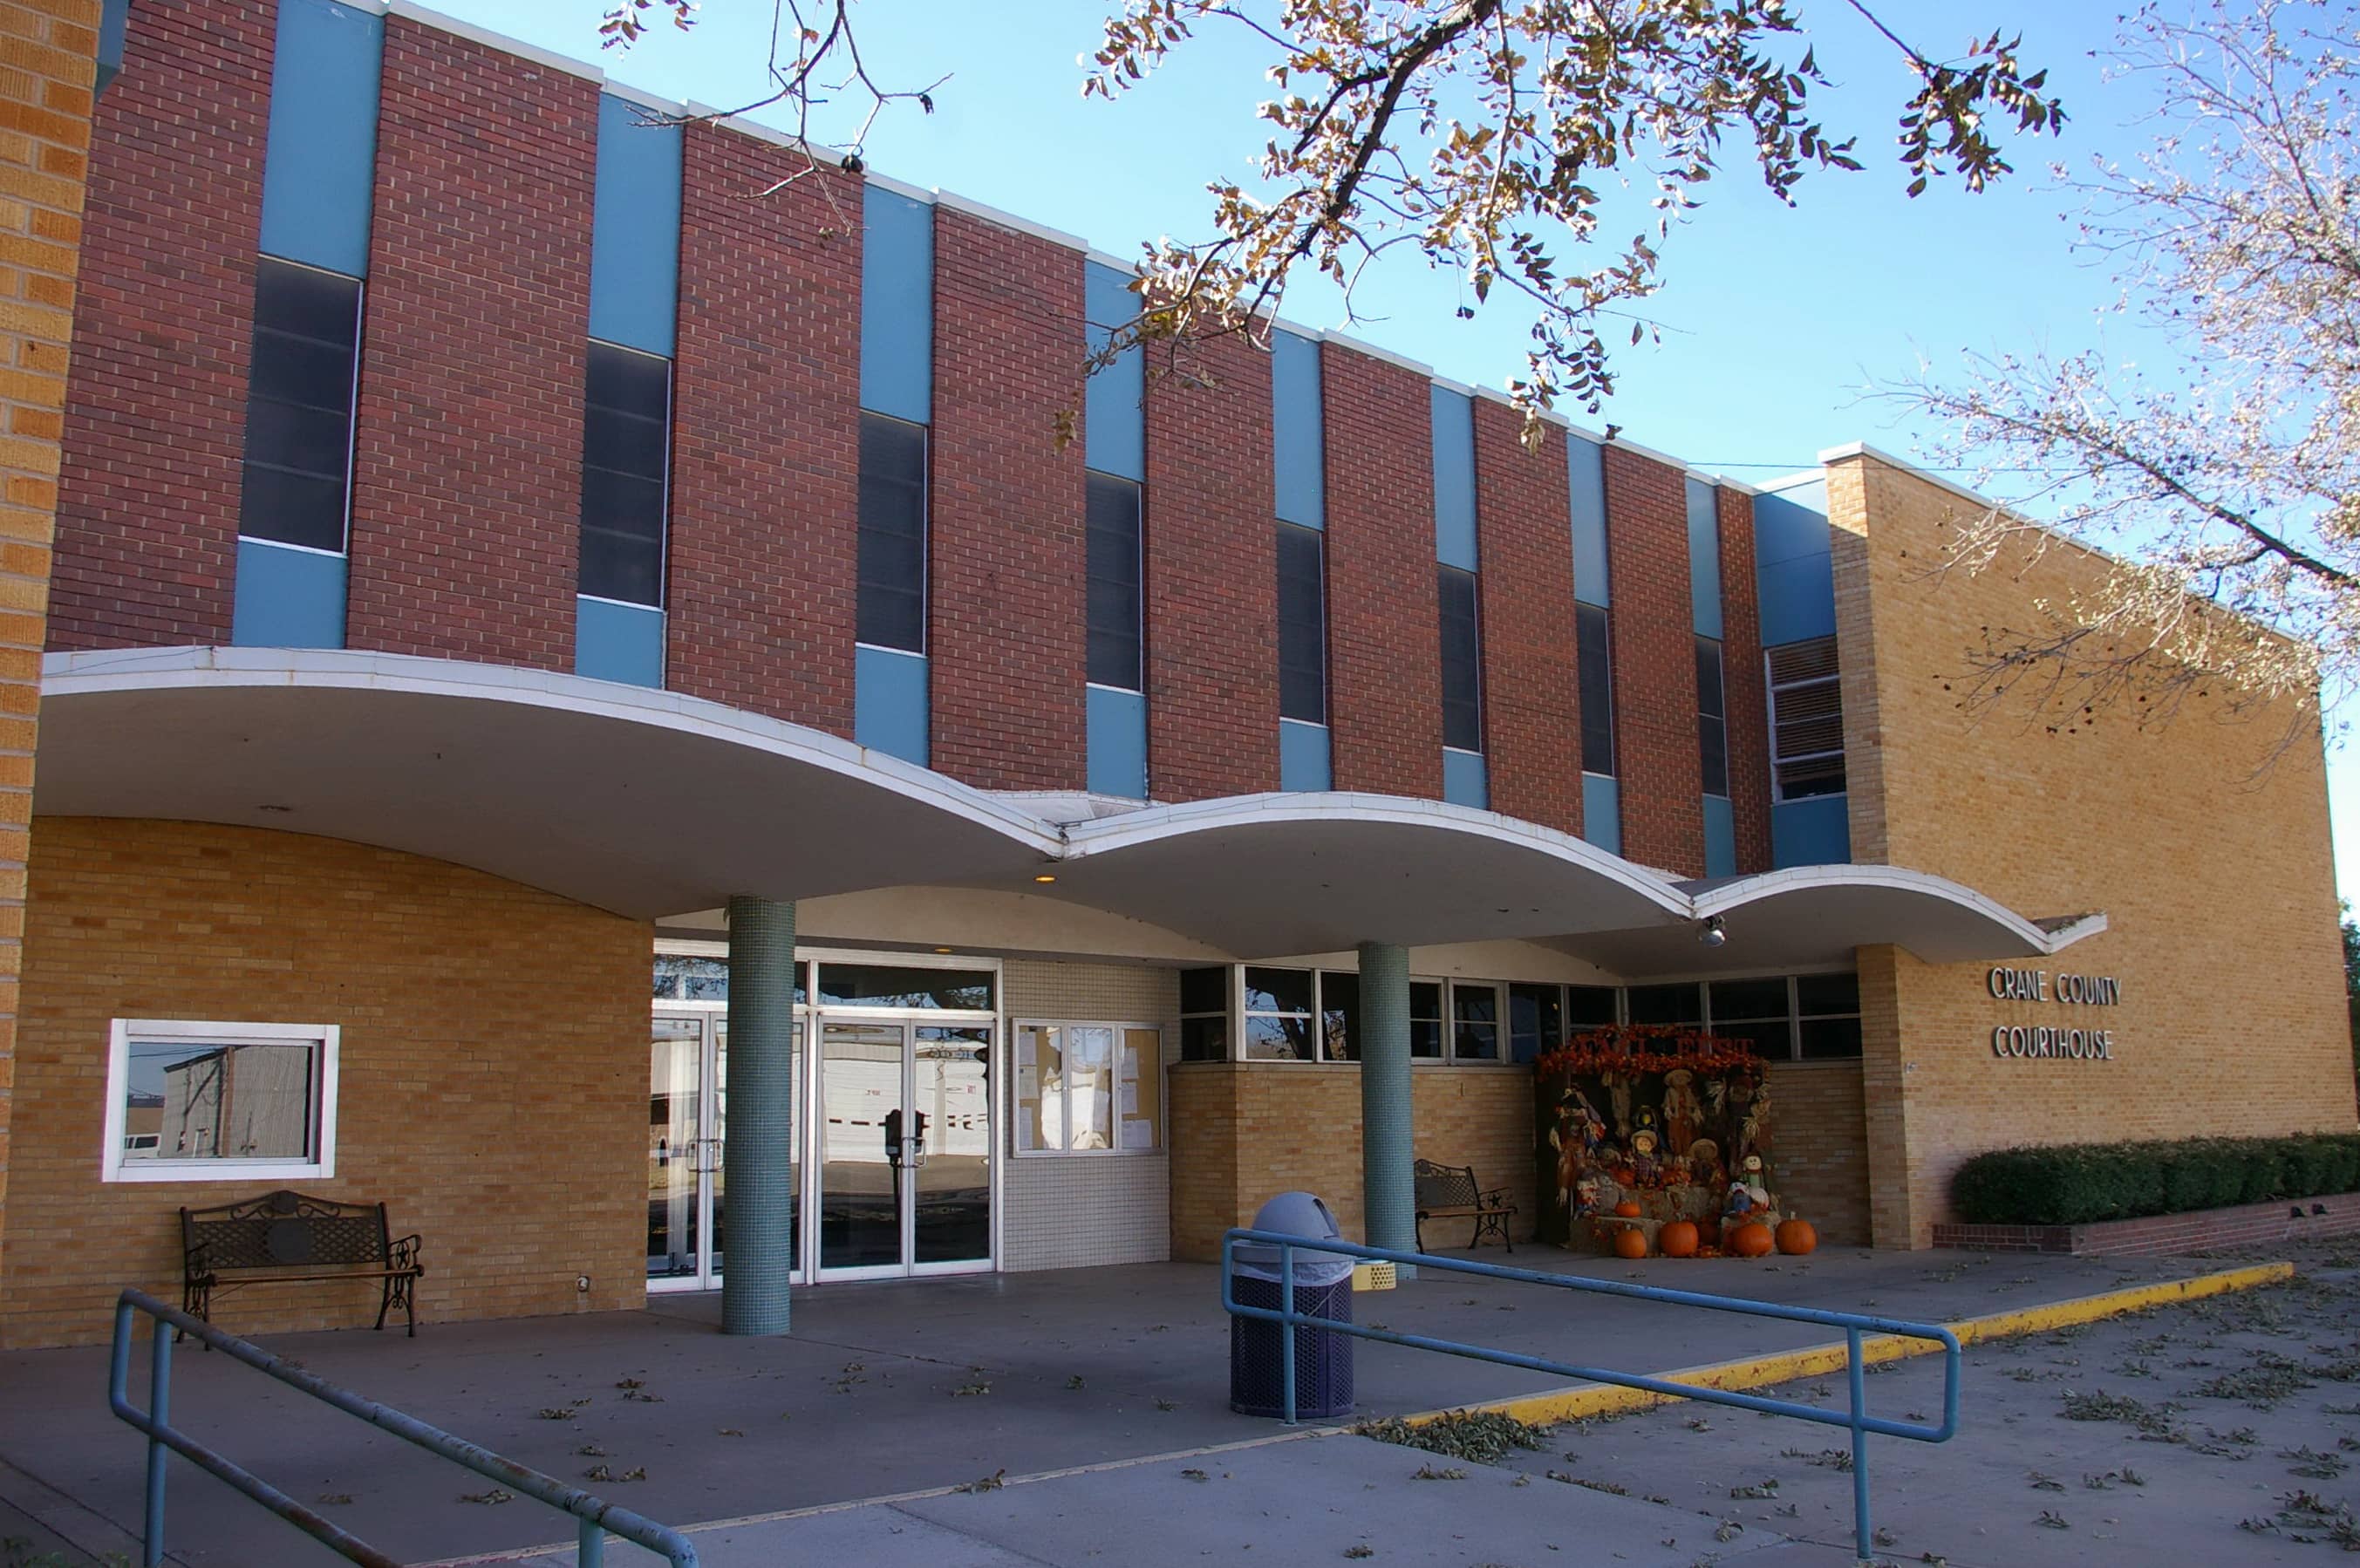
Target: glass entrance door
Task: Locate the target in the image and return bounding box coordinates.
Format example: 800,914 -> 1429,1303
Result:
815,1019 -> 993,1278
647,1012 -> 720,1290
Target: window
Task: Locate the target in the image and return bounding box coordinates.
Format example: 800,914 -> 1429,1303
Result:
857,412 -> 928,651
1707,976 -> 1790,1056
578,342 -> 672,606
1796,971 -> 1864,1060
1439,565 -> 1483,753
1626,983 -> 1702,1026
1509,983 -> 1562,1065
1409,981 -> 1444,1059
104,1020 -> 338,1183
240,257 -> 363,554
815,964 -> 992,1011
1180,966 -> 1230,1061
1576,602 -> 1614,775
1566,985 -> 1618,1031
1319,970 -> 1359,1060
1278,522 -> 1327,724
1087,473 -> 1142,691
1696,635 -> 1729,798
1014,1022 -> 1163,1153
1767,636 -> 1845,800
1242,966 -> 1316,1060
1451,980 -> 1502,1060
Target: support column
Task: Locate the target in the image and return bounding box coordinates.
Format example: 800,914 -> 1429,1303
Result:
723,896 -> 796,1334
1357,941 -> 1416,1273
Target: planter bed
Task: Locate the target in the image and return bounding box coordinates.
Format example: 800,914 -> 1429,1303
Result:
1933,1190 -> 2360,1257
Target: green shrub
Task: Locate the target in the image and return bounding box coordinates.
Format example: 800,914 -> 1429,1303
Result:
1952,1133 -> 2360,1226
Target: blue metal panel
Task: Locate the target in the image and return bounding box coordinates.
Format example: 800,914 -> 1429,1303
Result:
96,0 -> 128,95
1272,329 -> 1326,529
1279,719 -> 1332,791
574,596 -> 665,687
588,94 -> 682,358
1771,795 -> 1852,868
1702,793 -> 1736,878
1755,482 -> 1838,646
860,186 -> 934,424
1687,476 -> 1723,638
257,0 -> 382,277
1442,747 -> 1489,809
1084,262 -> 1144,483
230,539 -> 346,649
1581,773 -> 1621,856
1568,436 -> 1609,608
1430,385 -> 1477,570
1087,685 -> 1148,799
856,644 -> 931,765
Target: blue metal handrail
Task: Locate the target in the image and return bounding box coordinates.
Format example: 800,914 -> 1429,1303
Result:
1221,1229 -> 1961,1564
108,1288 -> 699,1568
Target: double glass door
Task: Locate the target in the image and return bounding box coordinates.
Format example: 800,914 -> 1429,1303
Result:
647,1011 -> 728,1289
816,1019 -> 993,1279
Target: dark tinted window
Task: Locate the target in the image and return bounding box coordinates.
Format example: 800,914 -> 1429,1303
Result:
1799,1017 -> 1864,1060
1696,635 -> 1729,797
1409,980 -> 1443,1059
1180,1016 -> 1229,1061
1625,982 -> 1701,1026
1242,967 -> 1313,1014
1565,985 -> 1618,1027
1509,982 -> 1561,1064
1796,971 -> 1861,1016
857,412 -> 927,651
240,258 -> 362,553
1439,565 -> 1482,752
578,342 -> 671,605
1452,983 -> 1501,1060
1086,473 -> 1142,690
1577,602 -> 1614,775
1277,522 -> 1327,724
815,964 -> 990,1010
1320,970 -> 1359,1061
1709,976 -> 1788,1021
1180,967 -> 1228,1015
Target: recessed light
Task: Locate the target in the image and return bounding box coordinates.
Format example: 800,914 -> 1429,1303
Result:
933,947 -> 953,954
1032,873 -> 1057,884
258,804 -> 294,814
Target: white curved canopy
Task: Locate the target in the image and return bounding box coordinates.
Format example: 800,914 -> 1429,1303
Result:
37,650 -> 2105,971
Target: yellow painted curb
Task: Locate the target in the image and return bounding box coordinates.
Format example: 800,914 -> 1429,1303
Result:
1412,1259 -> 2295,1429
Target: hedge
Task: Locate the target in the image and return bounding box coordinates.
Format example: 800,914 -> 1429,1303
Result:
1950,1133 -> 2360,1226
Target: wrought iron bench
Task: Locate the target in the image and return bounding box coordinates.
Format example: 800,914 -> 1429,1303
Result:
1413,1159 -> 1517,1252
181,1190 -> 424,1338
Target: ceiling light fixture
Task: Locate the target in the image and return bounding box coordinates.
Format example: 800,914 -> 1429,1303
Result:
1697,915 -> 1727,948
1033,873 -> 1057,884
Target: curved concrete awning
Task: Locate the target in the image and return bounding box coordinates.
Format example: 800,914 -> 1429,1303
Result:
1046,794 -> 1694,956
37,648 -> 1060,919
37,650 -> 2107,971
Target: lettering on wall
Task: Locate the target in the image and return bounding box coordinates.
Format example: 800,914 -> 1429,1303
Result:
1985,967 -> 2121,1061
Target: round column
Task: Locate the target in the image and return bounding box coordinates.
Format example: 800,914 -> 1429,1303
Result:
723,895 -> 796,1335
1356,940 -> 1416,1275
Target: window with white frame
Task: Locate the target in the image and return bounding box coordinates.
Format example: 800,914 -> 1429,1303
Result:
1242,967 -> 1318,1060
1179,967 -> 1229,1061
1013,1021 -> 1163,1152
1767,636 -> 1845,800
103,1020 -> 338,1183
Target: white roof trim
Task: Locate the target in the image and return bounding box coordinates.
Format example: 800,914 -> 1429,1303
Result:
603,80 -> 689,117
863,172 -> 933,203
680,101 -> 847,166
384,2 -> 604,81
932,190 -> 1089,253
1818,441 -> 2007,515
1689,862 -> 2107,958
1316,329 -> 1435,378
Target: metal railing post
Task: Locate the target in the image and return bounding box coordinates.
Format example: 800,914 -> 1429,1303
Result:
146,1314 -> 172,1568
1280,1243 -> 1299,1427
577,1516 -> 604,1568
1846,1326 -> 1870,1564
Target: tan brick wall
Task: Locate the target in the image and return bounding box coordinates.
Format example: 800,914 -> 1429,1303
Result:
1828,453 -> 2356,1246
1168,1064 -> 1532,1260
0,0 -> 95,1319
0,819 -> 651,1349
1764,1060 -> 1868,1244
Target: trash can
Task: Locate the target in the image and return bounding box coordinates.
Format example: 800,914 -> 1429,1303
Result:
1230,1191 -> 1355,1419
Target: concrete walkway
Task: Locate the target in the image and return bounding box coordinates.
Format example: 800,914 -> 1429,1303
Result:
0,1248 -> 2227,1566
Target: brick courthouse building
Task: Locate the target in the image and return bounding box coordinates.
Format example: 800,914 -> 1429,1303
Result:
0,0 -> 2350,1347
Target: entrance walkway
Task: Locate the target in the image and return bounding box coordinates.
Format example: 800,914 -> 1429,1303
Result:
0,1249 -> 2221,1566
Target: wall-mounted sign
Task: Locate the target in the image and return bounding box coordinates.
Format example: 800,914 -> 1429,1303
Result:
1986,968 -> 2121,1060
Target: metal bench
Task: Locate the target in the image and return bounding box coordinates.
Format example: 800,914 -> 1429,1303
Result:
1412,1159 -> 1517,1252
181,1189 -> 424,1338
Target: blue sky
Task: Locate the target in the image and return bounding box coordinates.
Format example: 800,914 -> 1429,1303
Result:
452,0 -> 2357,909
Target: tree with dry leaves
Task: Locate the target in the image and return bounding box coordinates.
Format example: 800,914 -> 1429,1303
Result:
604,0 -> 2062,436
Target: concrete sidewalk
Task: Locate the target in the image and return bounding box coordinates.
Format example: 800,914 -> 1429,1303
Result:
0,1247 -> 2236,1566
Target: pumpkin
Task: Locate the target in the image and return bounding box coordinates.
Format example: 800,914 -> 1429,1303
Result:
1658,1220 -> 1700,1258
1612,1226 -> 1648,1260
1775,1217 -> 1818,1256
1729,1221 -> 1776,1258
1613,1200 -> 1643,1219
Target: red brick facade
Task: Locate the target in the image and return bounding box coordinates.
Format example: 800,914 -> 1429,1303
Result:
1715,484 -> 1773,872
1601,444 -> 1703,873
667,128 -> 861,734
1144,331 -> 1279,801
343,19 -> 597,671
1473,399 -> 1580,835
51,0 -> 274,650
926,208 -> 1086,790
1323,344 -> 1440,799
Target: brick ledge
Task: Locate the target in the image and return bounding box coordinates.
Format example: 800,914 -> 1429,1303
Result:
1933,1190 -> 2360,1257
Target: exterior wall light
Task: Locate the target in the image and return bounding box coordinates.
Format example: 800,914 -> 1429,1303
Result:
1033,874 -> 1058,884
1698,916 -> 1727,948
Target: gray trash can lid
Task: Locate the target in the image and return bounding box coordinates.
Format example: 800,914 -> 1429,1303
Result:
1235,1191 -> 1355,1284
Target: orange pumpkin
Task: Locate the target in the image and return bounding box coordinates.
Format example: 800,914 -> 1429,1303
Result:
1658,1220 -> 1700,1258
1613,1200 -> 1643,1219
1775,1218 -> 1818,1256
1729,1221 -> 1775,1258
1612,1226 -> 1648,1259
